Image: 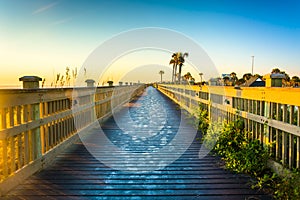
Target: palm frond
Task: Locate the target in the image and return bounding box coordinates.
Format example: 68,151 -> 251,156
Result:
169,59 -> 175,65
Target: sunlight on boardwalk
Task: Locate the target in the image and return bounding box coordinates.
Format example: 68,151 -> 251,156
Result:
4,87 -> 272,199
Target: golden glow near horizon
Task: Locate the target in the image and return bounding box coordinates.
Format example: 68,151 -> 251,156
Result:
97,49 -> 203,85
0,43 -> 203,87
0,31 -> 90,87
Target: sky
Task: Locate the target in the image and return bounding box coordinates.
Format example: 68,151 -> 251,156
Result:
0,0 -> 299,86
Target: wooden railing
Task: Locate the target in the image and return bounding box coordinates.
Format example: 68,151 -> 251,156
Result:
0,85 -> 145,195
157,84 -> 300,169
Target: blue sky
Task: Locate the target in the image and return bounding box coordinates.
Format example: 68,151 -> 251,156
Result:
0,0 -> 299,85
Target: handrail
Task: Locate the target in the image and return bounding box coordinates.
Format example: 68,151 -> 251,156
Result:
157,84 -> 300,169
0,85 -> 145,195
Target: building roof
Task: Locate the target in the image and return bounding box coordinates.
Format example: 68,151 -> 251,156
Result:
242,76 -> 265,87
264,73 -> 286,79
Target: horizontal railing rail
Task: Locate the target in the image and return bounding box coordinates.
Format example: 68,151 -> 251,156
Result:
0,85 -> 145,195
157,84 -> 300,170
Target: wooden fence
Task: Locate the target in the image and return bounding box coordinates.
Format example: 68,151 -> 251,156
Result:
157,84 -> 300,170
0,85 -> 145,195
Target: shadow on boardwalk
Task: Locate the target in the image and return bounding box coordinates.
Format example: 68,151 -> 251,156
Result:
3,86 -> 272,199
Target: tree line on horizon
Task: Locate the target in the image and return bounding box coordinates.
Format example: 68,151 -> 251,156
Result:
162,52 -> 300,87
221,68 -> 300,87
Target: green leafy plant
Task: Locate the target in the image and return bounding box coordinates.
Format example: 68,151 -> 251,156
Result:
191,105 -> 300,199
209,118 -> 300,199
274,170 -> 300,199
186,102 -> 209,134
195,103 -> 209,133
214,118 -> 270,175
202,120 -> 223,150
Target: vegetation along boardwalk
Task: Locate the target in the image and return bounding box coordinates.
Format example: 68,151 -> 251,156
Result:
3,87 -> 272,199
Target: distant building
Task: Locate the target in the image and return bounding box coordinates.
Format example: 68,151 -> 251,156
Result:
264,73 -> 286,87
208,77 -> 222,86
221,74 -> 231,78
241,76 -> 265,87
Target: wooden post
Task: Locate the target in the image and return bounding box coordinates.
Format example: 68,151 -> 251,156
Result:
19,76 -> 42,159
264,101 -> 270,146
24,131 -> 29,165
2,139 -> 8,177
282,105 -> 288,165
289,134 -> 294,168
17,134 -> 23,168
19,76 -> 42,89
269,103 -> 274,154
9,137 -> 16,173
85,79 -> 95,87
32,103 -> 41,158
282,131 -> 288,165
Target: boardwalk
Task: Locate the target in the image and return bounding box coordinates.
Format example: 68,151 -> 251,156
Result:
4,87 -> 271,199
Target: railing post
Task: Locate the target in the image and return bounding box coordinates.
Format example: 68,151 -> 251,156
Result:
85,79 -> 95,87
264,101 -> 270,146
19,76 -> 42,89
208,92 -> 212,121
32,103 -> 42,158
19,76 -> 42,158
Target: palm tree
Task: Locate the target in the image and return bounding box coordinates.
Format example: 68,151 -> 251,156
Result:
169,52 -> 188,83
177,52 -> 189,83
159,70 -> 165,83
169,53 -> 178,83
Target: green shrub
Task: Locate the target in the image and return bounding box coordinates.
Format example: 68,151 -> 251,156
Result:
202,121 -> 223,150
274,170 -> 300,199
213,119 -> 270,176
188,103 -> 209,134
195,103 -> 209,134
194,107 -> 300,199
